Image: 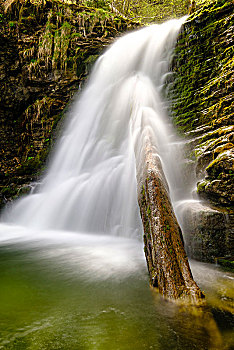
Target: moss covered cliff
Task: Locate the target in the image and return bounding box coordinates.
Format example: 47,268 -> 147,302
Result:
0,0 -> 138,206
167,0 -> 233,263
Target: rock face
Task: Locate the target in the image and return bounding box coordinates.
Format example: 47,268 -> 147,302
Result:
178,200 -> 233,262
137,133 -> 204,303
0,0 -> 138,208
167,0 -> 233,262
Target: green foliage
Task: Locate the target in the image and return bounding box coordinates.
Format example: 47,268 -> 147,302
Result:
147,205 -> 151,216
9,21 -> 15,27
83,0 -> 111,9
75,0 -> 194,23
109,0 -> 189,23
196,0 -> 214,5
217,258 -> 234,272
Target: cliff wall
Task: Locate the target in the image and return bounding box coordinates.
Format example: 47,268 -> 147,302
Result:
167,0 -> 233,264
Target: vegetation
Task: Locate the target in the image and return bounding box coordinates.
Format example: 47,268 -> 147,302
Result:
168,0 -> 233,133
80,1 -> 216,22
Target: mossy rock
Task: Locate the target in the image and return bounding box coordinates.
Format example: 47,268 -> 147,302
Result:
167,0 -> 233,207
206,150 -> 234,179
216,257 -> 234,272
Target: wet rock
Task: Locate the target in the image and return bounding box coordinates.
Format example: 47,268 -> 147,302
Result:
178,200 -> 233,262
197,149 -> 234,205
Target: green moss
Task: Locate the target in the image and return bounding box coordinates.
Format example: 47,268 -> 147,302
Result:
1,186 -> 18,198
197,180 -> 209,193
147,206 -> 151,216
16,149 -> 49,176
9,21 -> 16,27
214,143 -> 233,156
217,258 -> 234,272
168,0 -> 233,134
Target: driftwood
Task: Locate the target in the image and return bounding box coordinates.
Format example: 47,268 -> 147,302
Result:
136,132 -> 205,304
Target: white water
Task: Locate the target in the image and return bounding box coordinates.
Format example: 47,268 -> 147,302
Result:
1,18 -> 186,238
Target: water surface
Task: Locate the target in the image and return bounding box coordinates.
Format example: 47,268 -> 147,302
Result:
0,227 -> 233,350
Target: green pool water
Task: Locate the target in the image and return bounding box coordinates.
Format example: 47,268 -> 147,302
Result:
0,228 -> 233,350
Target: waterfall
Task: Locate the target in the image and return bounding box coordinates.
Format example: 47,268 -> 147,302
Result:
1,18 -> 186,238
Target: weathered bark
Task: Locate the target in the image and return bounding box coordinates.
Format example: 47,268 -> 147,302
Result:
137,133 -> 205,303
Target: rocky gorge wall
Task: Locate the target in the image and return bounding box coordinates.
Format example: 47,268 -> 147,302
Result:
167,0 -> 233,266
0,0 -> 138,207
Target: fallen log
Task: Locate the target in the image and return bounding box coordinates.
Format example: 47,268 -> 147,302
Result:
136,132 -> 205,304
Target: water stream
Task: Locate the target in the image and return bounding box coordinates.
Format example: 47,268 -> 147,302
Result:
0,19 -> 233,349
2,18 -> 186,234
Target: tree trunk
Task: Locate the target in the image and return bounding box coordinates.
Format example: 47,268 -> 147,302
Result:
136,132 -> 205,304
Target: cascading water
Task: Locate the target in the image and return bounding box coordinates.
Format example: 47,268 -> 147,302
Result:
1,18 -> 186,237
